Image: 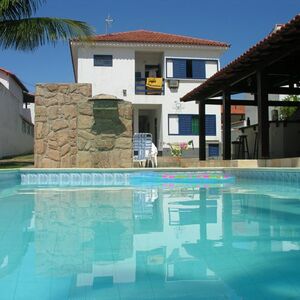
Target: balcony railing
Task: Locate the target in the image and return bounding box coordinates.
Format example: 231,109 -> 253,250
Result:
135,78 -> 165,95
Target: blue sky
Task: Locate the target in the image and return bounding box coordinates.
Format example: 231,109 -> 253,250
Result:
1,0 -> 300,92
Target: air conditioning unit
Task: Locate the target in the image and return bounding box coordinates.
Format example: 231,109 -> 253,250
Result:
168,80 -> 179,88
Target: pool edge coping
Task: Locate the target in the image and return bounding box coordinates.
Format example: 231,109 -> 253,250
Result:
0,167 -> 300,175
18,167 -> 300,173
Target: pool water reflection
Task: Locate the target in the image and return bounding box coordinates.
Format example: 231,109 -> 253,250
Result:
0,181 -> 300,299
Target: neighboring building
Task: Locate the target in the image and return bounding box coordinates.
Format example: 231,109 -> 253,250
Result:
0,68 -> 34,158
70,30 -> 229,157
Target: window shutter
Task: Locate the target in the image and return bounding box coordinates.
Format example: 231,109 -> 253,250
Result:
208,144 -> 219,157
192,60 -> 206,79
179,115 -> 192,135
192,116 -> 199,135
205,115 -> 216,136
173,59 -> 187,78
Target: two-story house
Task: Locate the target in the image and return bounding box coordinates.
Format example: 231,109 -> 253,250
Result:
0,68 -> 34,158
70,30 -> 229,157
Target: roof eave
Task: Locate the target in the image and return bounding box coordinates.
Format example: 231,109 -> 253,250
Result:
71,40 -> 229,50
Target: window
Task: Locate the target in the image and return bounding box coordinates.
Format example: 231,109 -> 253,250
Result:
205,115 -> 216,136
166,58 -> 208,79
205,60 -> 218,78
168,115 -> 179,135
94,55 -> 113,67
191,116 -> 199,135
21,119 -> 34,136
208,144 -> 219,157
178,115 -> 192,135
168,114 -> 216,136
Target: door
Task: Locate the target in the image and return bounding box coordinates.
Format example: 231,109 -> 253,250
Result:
139,115 -> 150,133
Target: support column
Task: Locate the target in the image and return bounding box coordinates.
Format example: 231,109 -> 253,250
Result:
256,71 -> 269,158
222,91 -> 231,160
199,100 -> 206,160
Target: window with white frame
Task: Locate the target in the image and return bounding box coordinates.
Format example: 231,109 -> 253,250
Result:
168,114 -> 216,136
166,58 -> 218,79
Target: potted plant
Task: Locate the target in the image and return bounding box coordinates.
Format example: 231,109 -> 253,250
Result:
167,140 -> 193,166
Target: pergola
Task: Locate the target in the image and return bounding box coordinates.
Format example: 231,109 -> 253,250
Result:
181,14 -> 300,160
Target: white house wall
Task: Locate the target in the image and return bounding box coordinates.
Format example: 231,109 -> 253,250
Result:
8,76 -> 24,101
0,83 -> 33,158
0,72 -> 9,89
0,71 -> 32,122
76,44 -> 224,152
78,46 -> 135,98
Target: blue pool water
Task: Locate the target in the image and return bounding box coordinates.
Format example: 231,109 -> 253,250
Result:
0,170 -> 300,300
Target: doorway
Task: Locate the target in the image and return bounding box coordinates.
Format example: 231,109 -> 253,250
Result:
145,65 -> 161,78
139,115 -> 150,133
138,111 -> 158,147
134,105 -> 162,150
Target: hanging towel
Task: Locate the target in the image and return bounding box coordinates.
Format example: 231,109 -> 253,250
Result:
146,77 -> 163,89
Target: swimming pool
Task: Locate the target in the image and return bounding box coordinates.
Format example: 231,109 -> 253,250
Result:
0,169 -> 300,299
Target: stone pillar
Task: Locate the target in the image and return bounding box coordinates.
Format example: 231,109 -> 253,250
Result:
77,94 -> 133,168
35,84 -> 92,168
34,84 -> 133,168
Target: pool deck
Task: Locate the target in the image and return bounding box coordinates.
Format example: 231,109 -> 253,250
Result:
18,166 -> 300,173
156,157 -> 300,168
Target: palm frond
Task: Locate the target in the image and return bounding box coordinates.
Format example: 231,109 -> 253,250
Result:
0,0 -> 44,20
0,17 -> 95,50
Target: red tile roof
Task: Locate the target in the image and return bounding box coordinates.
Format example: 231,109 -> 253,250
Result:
86,30 -> 229,48
0,67 -> 28,92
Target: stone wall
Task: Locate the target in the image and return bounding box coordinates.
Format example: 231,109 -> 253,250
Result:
35,84 -> 133,168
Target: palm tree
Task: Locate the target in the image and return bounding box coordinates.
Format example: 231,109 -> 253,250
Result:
0,0 -> 94,51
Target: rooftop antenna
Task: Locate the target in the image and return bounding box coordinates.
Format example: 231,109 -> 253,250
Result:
105,14 -> 114,34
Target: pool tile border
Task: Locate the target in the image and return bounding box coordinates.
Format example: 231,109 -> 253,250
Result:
1,168 -> 300,186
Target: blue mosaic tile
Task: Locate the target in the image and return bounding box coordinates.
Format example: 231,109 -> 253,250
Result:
20,172 -> 132,186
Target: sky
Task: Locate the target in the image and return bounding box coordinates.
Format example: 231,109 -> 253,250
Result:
1,0 -> 300,92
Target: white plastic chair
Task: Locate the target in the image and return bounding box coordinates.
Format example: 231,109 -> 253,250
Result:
133,133 -> 153,167
145,143 -> 158,168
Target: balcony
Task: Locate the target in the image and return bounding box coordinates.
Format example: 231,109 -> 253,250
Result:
135,78 -> 165,95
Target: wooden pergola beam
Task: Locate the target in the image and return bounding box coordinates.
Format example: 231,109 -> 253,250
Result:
232,87 -> 300,95
204,99 -> 257,106
199,99 -> 300,106
198,100 -> 206,161
257,71 -> 269,158
222,91 -> 231,160
268,101 -> 300,107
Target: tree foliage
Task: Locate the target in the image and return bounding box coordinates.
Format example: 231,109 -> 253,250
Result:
279,95 -> 300,120
0,0 -> 94,50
